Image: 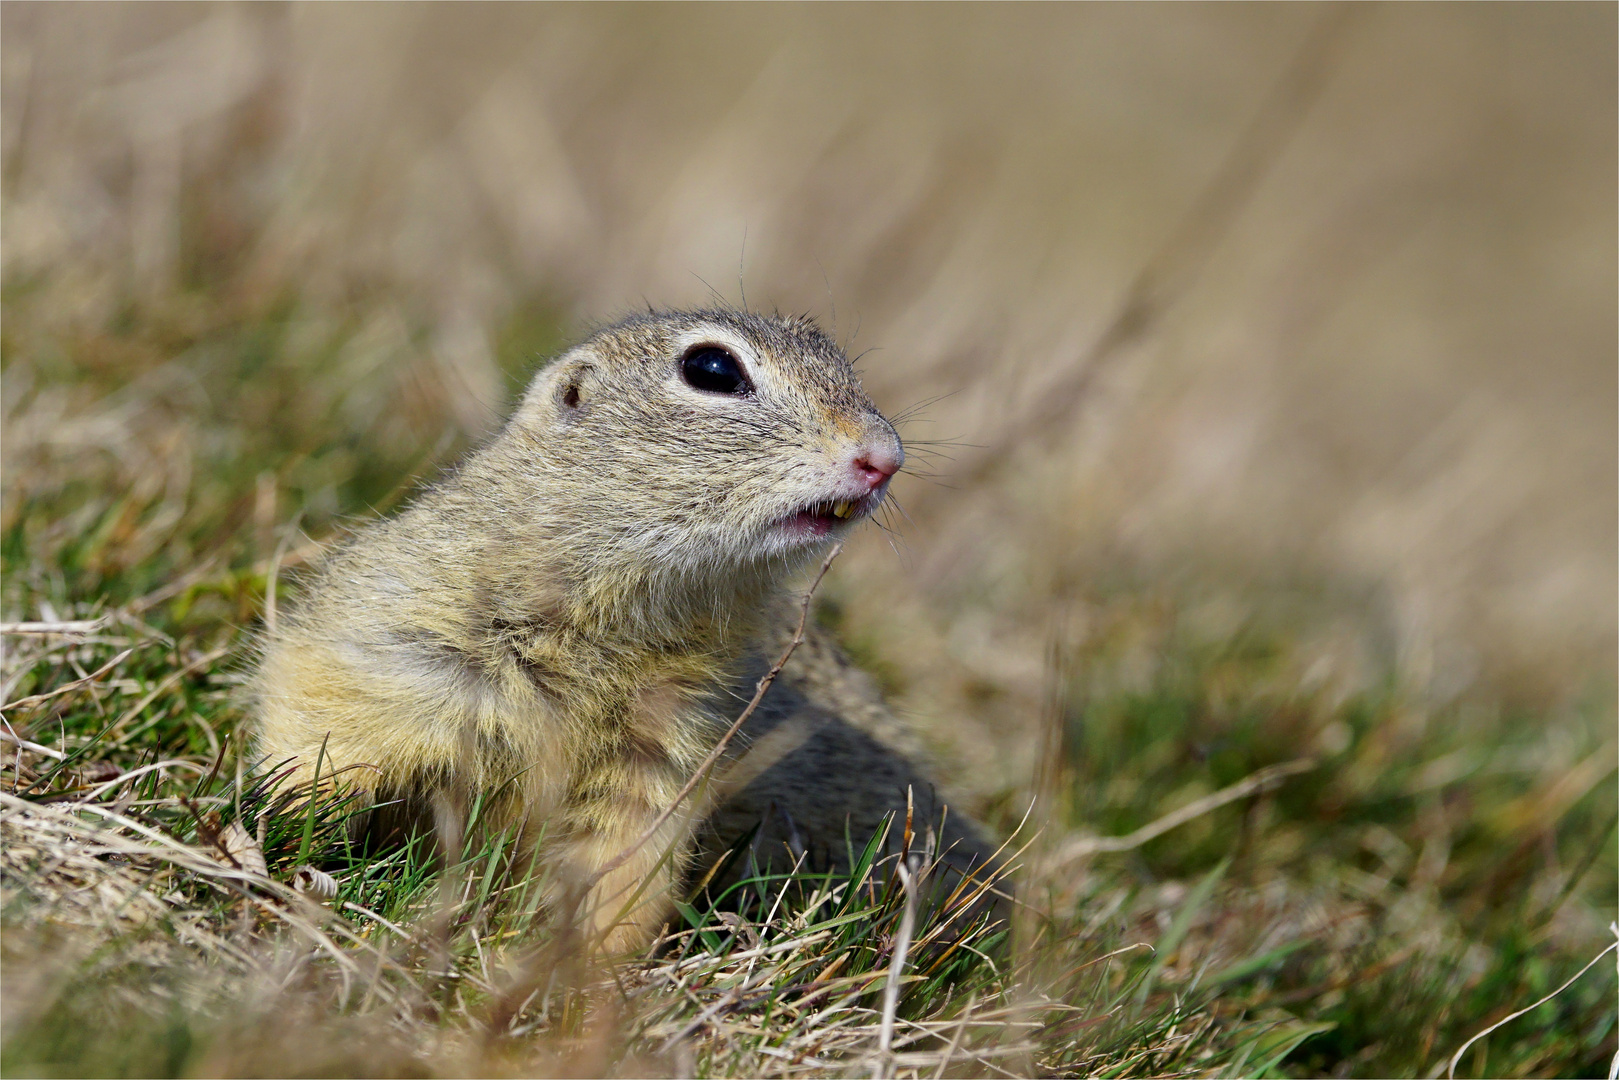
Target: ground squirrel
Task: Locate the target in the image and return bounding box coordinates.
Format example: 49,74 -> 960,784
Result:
252,309 -> 998,953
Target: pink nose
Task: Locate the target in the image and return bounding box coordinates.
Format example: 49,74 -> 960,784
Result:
851,441 -> 903,492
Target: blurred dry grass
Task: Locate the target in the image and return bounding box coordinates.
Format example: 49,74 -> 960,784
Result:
2,4 -> 1615,1077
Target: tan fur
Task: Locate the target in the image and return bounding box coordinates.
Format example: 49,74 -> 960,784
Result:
253,309 -> 996,953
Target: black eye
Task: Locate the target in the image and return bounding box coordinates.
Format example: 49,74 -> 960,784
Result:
681,346 -> 751,395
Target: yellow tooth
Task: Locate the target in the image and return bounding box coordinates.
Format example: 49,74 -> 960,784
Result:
832,501 -> 853,519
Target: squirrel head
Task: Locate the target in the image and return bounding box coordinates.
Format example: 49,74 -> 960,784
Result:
504,309 -> 902,592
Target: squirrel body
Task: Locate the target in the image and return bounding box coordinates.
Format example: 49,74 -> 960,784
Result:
253,310 -> 995,952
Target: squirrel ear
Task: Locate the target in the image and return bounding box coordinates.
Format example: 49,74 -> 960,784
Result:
517,349 -> 596,424
557,370 -> 589,411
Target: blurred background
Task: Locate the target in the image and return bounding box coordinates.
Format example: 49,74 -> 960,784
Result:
3,5 -> 1614,1075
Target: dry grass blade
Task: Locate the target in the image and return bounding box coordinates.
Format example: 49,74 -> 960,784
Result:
1056,758 -> 1316,862
263,511 -> 304,636
584,542 -> 843,895
105,644 -> 233,743
1443,931 -> 1619,1079
873,857 -> 921,1080
0,731 -> 68,760
0,620 -> 109,635
932,990 -> 977,1080
1,646 -> 142,712
70,758 -> 210,801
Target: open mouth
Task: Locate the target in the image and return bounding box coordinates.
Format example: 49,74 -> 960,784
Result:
772,495 -> 876,540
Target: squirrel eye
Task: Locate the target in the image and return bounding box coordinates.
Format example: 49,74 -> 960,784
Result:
681,346 -> 751,395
